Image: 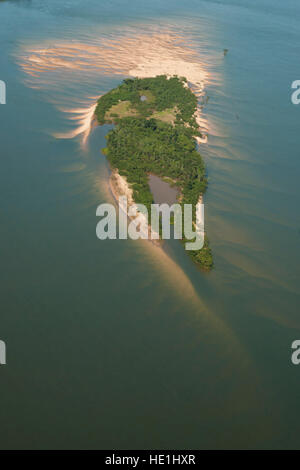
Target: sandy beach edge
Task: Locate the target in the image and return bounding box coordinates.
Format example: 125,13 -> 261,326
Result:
109,169 -> 162,248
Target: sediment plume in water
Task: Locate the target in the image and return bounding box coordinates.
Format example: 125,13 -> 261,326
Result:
18,28 -> 213,143
19,31 -> 210,91
53,101 -> 98,147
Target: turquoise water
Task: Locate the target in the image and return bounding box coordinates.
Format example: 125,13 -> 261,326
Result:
0,0 -> 300,449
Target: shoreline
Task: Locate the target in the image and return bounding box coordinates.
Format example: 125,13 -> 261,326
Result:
108,168 -> 203,247
109,169 -> 162,248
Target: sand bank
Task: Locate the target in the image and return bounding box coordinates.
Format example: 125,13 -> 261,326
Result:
109,170 -> 161,247
19,29 -> 211,144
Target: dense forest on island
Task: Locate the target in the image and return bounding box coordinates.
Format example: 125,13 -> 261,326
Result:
95,75 -> 212,270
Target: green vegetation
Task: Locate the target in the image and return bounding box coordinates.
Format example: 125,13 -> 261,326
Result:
96,75 -> 213,270
151,107 -> 177,124
104,100 -> 137,120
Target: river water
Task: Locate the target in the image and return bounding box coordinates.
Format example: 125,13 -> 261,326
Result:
0,0 -> 300,449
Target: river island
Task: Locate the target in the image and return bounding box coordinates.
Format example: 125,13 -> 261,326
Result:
95,75 -> 213,270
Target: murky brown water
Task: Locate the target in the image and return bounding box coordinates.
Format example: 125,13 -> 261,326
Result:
148,174 -> 179,205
